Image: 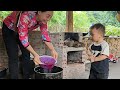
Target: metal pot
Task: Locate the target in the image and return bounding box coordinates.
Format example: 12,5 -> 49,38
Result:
34,66 -> 63,79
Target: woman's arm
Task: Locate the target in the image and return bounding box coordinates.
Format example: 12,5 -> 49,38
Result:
44,41 -> 58,59
26,45 -> 42,65
17,12 -> 41,65
40,23 -> 58,60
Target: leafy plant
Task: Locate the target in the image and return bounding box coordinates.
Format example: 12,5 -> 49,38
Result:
0,11 -> 120,36
0,11 -> 12,26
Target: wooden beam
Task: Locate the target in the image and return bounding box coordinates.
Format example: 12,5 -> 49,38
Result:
66,11 -> 73,32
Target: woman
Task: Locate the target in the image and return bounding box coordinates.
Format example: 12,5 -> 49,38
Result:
2,11 -> 58,79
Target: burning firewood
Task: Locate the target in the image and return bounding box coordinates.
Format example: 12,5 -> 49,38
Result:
64,38 -> 74,47
73,41 -> 85,48
64,38 -> 85,47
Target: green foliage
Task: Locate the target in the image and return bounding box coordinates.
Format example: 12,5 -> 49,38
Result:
48,11 -> 66,28
73,11 -> 91,29
86,11 -> 120,36
0,11 -> 120,36
87,11 -> 120,26
0,11 -> 12,26
106,25 -> 120,36
0,11 -> 11,19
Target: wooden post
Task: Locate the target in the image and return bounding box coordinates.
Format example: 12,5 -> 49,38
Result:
66,11 -> 73,32
116,11 -> 120,22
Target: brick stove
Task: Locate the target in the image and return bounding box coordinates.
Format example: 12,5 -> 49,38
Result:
48,32 -> 86,79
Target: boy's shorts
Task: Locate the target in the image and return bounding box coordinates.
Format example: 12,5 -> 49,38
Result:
89,69 -> 109,79
89,58 -> 109,79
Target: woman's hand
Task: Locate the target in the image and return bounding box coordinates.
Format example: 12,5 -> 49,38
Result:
51,50 -> 58,60
26,45 -> 43,65
33,54 -> 43,65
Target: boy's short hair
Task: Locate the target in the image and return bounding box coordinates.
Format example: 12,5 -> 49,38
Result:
90,23 -> 105,37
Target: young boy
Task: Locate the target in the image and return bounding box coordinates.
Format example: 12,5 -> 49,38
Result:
87,23 -> 109,79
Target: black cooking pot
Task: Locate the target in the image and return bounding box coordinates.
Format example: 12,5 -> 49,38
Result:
34,66 -> 63,79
